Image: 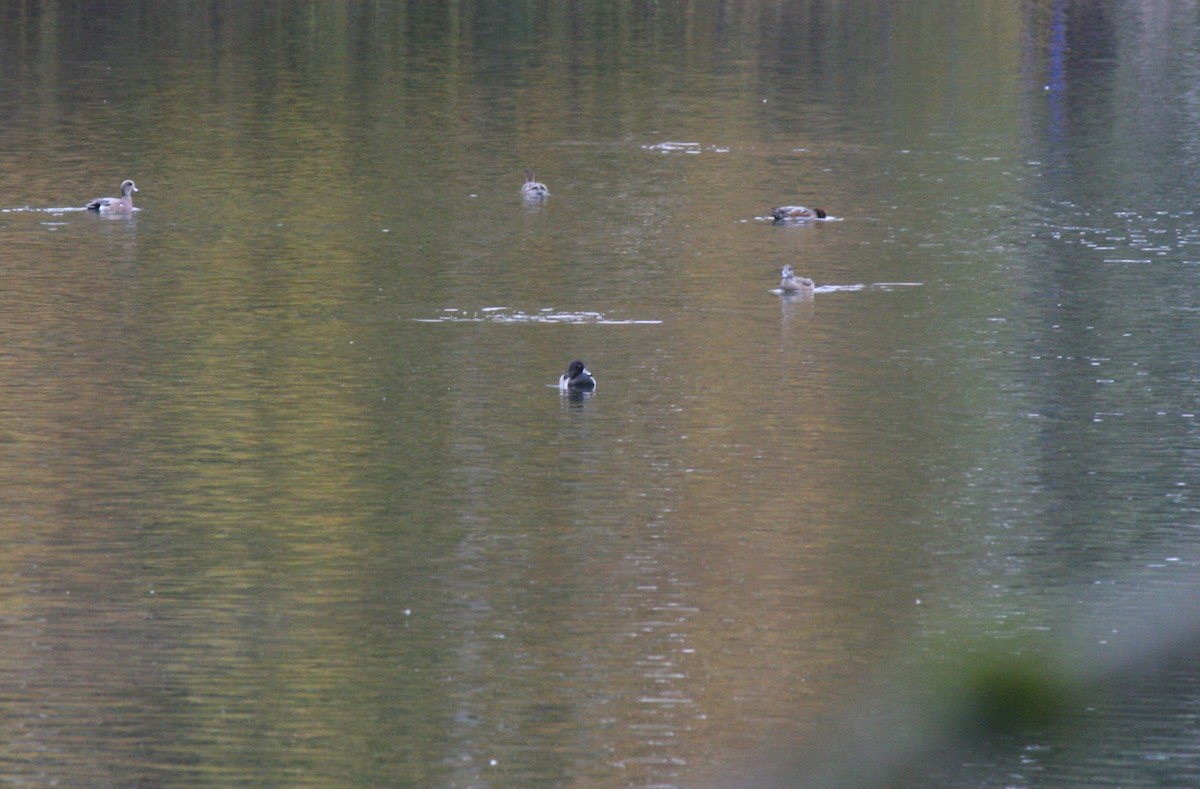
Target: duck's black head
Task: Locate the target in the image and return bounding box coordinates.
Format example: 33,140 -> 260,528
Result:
562,360 -> 596,390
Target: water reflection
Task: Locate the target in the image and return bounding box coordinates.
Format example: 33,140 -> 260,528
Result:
0,1 -> 1198,787
415,308 -> 663,325
559,389 -> 594,406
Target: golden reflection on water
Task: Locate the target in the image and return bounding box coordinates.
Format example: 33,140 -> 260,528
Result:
0,1 -> 1199,787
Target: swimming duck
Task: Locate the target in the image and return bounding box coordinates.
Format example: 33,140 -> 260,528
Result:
522,169 -> 550,199
86,180 -> 138,212
770,205 -> 826,222
779,265 -> 815,294
559,360 -> 596,392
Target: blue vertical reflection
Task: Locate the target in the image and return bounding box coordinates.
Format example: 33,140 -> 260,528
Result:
1046,0 -> 1068,144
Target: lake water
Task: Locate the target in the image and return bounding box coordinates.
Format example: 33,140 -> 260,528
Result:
1,1 -> 1199,787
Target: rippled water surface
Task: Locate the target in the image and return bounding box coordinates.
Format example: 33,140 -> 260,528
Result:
1,2 -> 1199,787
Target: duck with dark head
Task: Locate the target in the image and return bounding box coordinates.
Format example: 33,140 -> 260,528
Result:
558,360 -> 596,392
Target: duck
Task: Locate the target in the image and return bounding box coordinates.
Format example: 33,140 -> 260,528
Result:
770,205 -> 826,222
779,265 -> 815,294
558,360 -> 596,392
522,169 -> 550,199
86,179 -> 138,212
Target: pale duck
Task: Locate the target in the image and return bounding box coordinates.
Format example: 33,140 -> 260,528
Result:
779,265 -> 815,294
522,169 -> 550,199
86,180 -> 138,212
770,205 -> 826,222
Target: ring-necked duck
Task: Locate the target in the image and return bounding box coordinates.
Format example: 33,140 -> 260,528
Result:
770,205 -> 826,222
86,180 -> 138,212
779,265 -> 815,294
522,169 -> 550,199
559,360 -> 596,392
